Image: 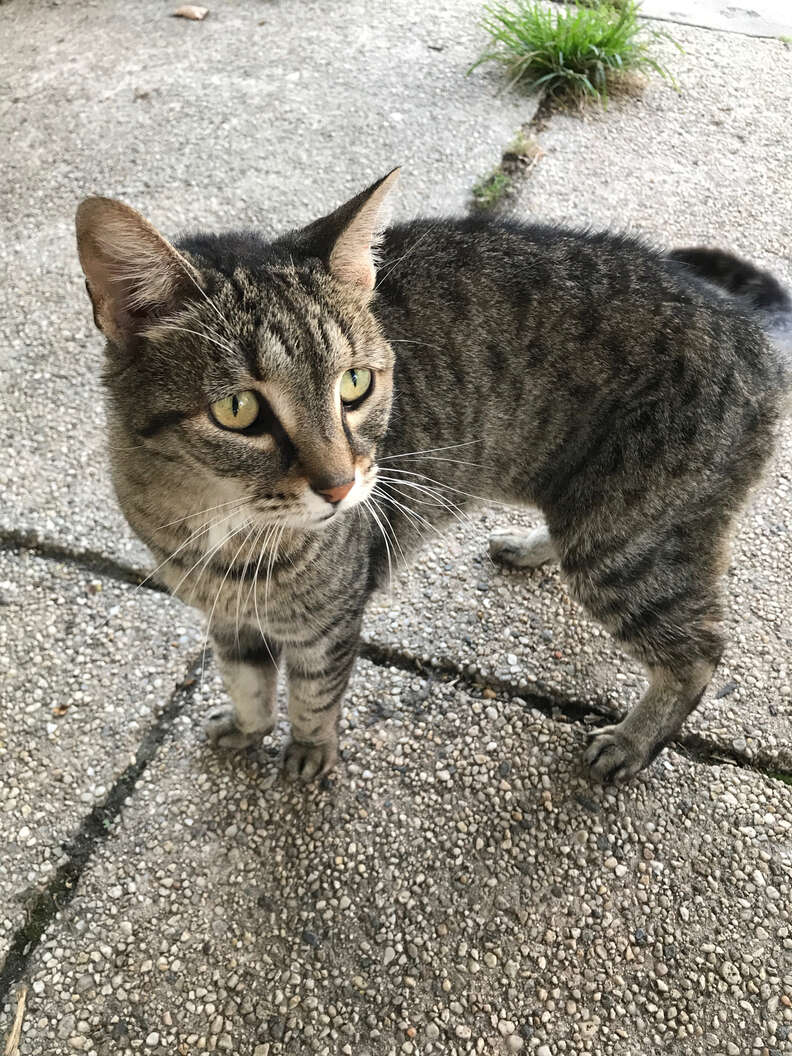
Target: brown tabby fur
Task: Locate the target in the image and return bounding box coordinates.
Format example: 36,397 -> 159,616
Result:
75,173 -> 789,783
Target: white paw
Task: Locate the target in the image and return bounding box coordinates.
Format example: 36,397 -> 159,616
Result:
584,724 -> 655,784
489,526 -> 556,568
205,706 -> 273,750
282,738 -> 338,783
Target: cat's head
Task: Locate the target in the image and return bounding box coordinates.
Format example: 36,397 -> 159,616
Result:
75,171 -> 399,535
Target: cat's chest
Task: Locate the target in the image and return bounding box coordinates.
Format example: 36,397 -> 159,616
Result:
189,562 -> 316,636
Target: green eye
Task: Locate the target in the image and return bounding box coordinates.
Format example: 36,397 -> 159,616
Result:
210,390 -> 259,430
340,368 -> 372,405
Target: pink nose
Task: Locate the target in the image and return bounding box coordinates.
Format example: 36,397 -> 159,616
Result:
317,480 -> 354,505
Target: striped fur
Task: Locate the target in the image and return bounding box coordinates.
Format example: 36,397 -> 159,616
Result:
76,178 -> 789,783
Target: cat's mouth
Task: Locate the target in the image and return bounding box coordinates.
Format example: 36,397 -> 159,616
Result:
305,463 -> 378,527
249,463 -> 378,531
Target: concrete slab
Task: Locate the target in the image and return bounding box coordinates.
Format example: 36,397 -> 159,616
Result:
4,663 -> 791,1055
0,0 -> 530,564
640,0 -> 792,38
514,25 -> 792,287
0,551 -> 201,963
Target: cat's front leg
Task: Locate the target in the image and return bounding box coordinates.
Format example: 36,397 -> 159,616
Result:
282,623 -> 361,782
206,632 -> 281,749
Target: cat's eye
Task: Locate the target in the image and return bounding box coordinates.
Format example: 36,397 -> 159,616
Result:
210,391 -> 260,430
340,368 -> 372,405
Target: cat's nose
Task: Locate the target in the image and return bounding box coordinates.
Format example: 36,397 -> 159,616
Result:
317,480 -> 354,505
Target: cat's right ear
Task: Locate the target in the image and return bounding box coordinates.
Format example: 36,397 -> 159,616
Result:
76,197 -> 199,344
291,168 -> 401,292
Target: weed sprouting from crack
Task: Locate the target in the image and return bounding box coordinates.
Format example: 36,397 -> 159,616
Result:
470,0 -> 681,106
472,167 -> 512,209
471,129 -> 544,211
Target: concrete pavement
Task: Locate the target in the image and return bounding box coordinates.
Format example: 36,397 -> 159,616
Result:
1,3 -> 791,1055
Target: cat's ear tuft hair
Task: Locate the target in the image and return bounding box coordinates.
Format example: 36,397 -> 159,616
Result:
294,168 -> 401,292
76,197 -> 200,343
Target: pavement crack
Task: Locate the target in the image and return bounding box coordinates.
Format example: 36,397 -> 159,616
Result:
359,637 -> 600,724
0,526 -> 163,593
6,530 -> 790,787
360,639 -> 792,783
0,654 -> 203,1004
638,12 -> 783,41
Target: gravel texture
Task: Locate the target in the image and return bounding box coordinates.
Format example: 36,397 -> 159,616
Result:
0,550 -> 201,961
5,661 -> 792,1055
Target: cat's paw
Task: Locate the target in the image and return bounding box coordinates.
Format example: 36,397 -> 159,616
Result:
205,706 -> 273,750
489,526 -> 556,569
584,723 -> 657,783
282,737 -> 338,783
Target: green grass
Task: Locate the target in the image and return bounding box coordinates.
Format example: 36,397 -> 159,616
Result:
472,167 -> 512,209
471,0 -> 679,104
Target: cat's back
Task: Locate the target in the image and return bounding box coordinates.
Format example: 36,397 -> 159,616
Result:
375,215 -> 780,399
377,214 -> 741,324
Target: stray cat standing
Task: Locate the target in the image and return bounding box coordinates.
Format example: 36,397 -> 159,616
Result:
76,171 -> 790,784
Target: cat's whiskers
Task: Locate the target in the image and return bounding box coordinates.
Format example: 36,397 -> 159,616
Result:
171,254 -> 239,346
251,523 -> 282,666
388,338 -> 447,354
378,440 -> 484,461
372,486 -> 436,550
368,491 -> 410,569
376,223 -> 442,285
154,497 -> 249,533
200,519 -> 257,687
85,504 -> 248,643
180,520 -> 252,609
376,465 -> 513,511
361,497 -> 395,592
376,473 -> 472,528
151,322 -> 238,359
200,316 -> 238,351
233,521 -> 264,650
263,522 -> 286,640
381,454 -> 483,468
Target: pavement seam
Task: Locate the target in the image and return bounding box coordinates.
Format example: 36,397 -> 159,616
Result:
0,654 -> 203,1004
638,12 -> 786,41
547,2 -> 787,41
359,639 -> 792,778
0,526 -> 161,593
6,532 -> 791,784
7,532 -> 792,781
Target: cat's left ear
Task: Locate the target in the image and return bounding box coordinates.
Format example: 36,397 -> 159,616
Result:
76,197 -> 200,344
294,168 -> 401,292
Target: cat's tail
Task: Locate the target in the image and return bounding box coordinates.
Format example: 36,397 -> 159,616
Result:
668,247 -> 792,395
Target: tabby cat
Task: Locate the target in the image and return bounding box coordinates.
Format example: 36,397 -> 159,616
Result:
75,171 -> 790,783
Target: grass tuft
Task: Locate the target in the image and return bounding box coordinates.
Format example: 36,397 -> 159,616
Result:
471,0 -> 679,105
472,167 -> 512,209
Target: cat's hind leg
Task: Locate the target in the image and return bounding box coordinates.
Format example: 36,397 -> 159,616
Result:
205,632 -> 280,749
489,523 -> 557,568
562,522 -> 727,782
584,659 -> 716,782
